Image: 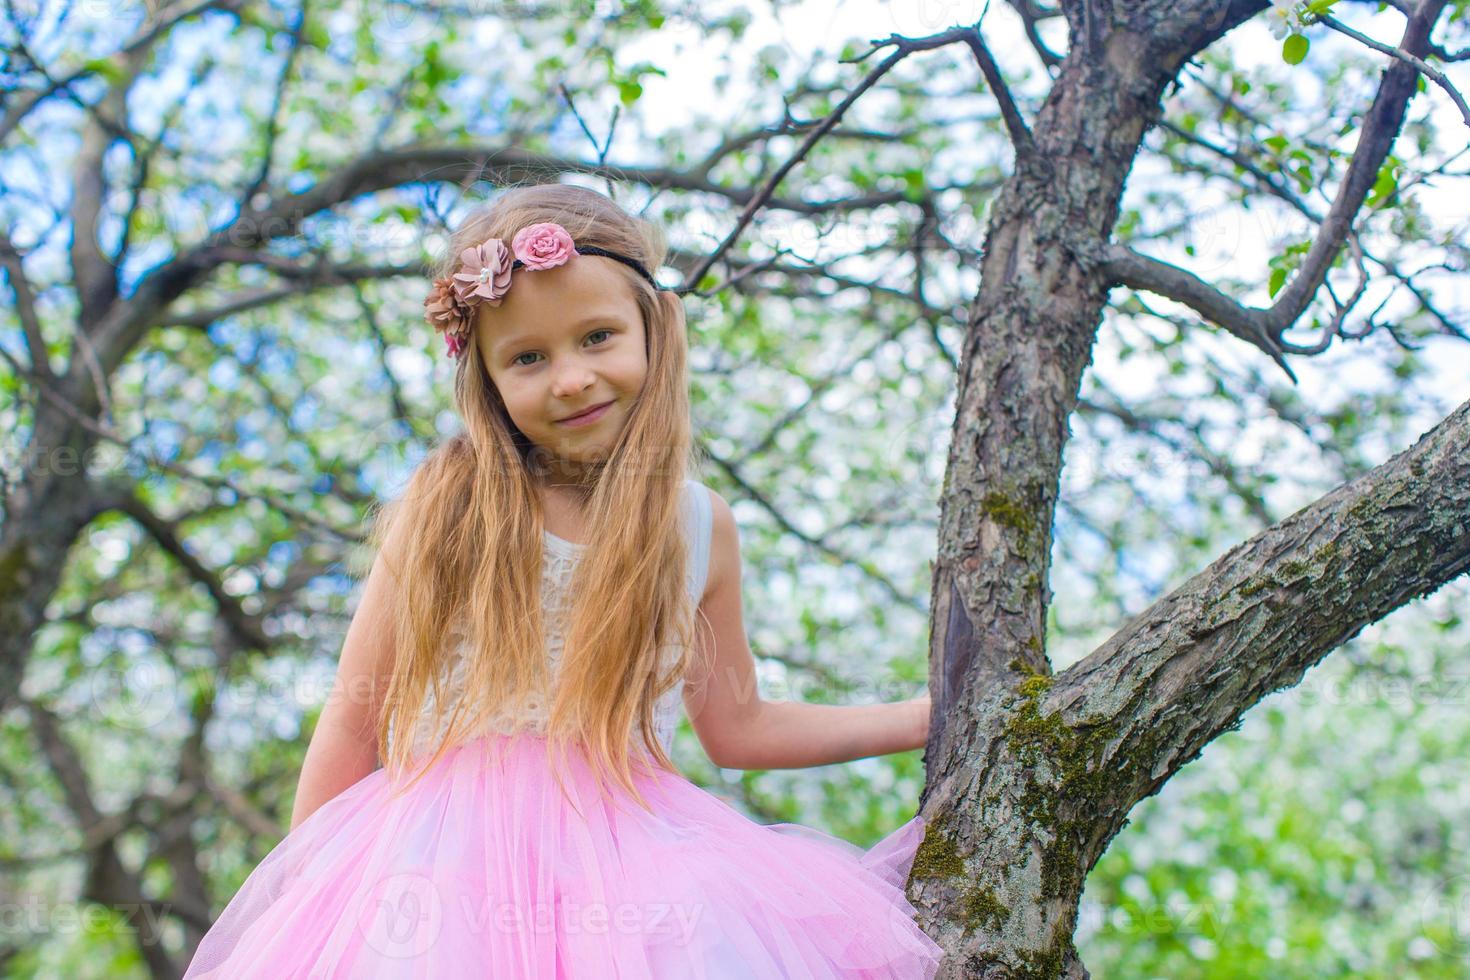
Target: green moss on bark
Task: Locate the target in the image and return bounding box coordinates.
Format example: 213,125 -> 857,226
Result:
1001,665 -> 1165,904
960,885 -> 1011,932
908,809 -> 965,883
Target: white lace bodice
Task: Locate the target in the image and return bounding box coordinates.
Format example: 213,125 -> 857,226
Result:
402,479 -> 713,759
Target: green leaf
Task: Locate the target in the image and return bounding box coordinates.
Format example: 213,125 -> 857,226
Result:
617,80 -> 643,106
1366,160 -> 1399,207
1282,34 -> 1309,65
1268,267 -> 1288,297
900,168 -> 926,202
422,41 -> 444,88
82,56 -> 123,83
304,20 -> 331,50
727,8 -> 752,40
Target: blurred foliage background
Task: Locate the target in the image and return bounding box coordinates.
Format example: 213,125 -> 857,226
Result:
1,0 -> 1467,976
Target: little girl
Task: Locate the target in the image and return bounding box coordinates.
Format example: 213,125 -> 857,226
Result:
183,183 -> 944,978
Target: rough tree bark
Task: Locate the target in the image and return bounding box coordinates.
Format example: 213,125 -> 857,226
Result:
913,0 -> 1466,975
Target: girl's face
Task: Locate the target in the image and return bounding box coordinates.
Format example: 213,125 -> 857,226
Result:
474,255 -> 648,482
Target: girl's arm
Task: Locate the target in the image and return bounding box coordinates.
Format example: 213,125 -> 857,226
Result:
289,544 -> 401,831
683,490 -> 932,770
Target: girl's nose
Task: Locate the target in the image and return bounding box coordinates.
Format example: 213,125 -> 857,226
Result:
551,363 -> 595,397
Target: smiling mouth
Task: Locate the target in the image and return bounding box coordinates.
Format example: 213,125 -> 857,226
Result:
557,400 -> 614,423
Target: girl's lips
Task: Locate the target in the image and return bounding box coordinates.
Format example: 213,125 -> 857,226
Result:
557,400 -> 613,427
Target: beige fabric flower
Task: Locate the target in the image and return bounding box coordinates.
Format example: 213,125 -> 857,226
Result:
423,276 -> 472,358
451,238 -> 515,307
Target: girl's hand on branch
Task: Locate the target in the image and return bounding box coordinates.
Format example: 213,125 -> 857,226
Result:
907,694 -> 932,750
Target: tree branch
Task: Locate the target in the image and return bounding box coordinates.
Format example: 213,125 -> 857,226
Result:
24,698 -> 184,977
682,25 -> 989,295
0,230 -> 53,382
235,0 -> 310,211
1152,113 -> 1469,344
962,26 -> 1037,157
0,0 -> 245,145
76,141 -> 950,398
1098,0 -> 1455,377
702,446 -> 927,614
1005,0 -> 1066,70
1050,393 -> 1470,866
1097,243 -> 1297,378
1319,12 -> 1470,130
158,258 -> 425,327
92,483 -> 273,652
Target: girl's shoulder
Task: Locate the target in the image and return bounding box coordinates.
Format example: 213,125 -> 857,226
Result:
680,478 -> 719,598
682,478 -> 721,538
682,475 -> 710,504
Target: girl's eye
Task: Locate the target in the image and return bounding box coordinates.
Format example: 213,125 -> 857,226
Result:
511,329 -> 613,368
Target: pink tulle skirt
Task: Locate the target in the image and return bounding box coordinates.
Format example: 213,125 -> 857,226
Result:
183,732 -> 944,978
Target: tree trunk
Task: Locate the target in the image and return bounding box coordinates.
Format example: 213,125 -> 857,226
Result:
911,1 -> 1465,974
1,410 -> 101,704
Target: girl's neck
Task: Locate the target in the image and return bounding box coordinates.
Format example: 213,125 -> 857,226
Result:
536,455 -> 603,496
543,485 -> 590,510
541,480 -> 593,544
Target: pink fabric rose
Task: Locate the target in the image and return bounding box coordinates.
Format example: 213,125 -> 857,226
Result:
451,238 -> 515,307
511,222 -> 578,270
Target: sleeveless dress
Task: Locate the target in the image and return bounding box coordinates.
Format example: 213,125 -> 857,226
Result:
183,478 -> 944,978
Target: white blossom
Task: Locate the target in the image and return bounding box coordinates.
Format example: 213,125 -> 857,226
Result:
1266,0 -> 1308,40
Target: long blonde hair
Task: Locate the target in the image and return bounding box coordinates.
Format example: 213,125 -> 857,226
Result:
368,183 -> 702,814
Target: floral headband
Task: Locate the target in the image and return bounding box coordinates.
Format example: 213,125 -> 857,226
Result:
423,221 -> 662,360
